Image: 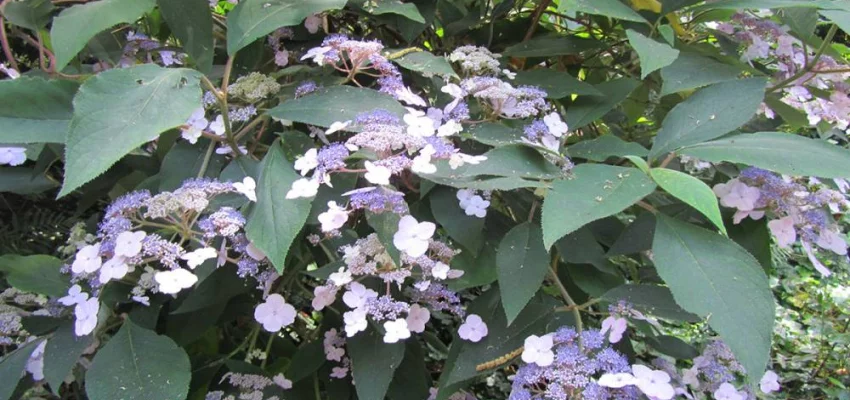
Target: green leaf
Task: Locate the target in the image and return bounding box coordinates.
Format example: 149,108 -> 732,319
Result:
555,228 -> 617,274
430,187 -> 484,253
502,35 -> 604,57
727,216 -> 772,272
821,10 -> 850,34
0,77 -> 78,144
437,145 -> 562,180
286,338 -> 326,383
601,284 -> 701,322
780,8 -> 818,40
171,265 -> 249,314
246,143 -> 312,273
393,51 -> 458,79
365,211 -> 403,267
448,246 -> 497,291
436,288 -> 557,400
512,69 -> 602,99
59,65 -> 202,197
267,86 -> 406,129
424,174 -> 550,191
679,132 -> 850,179
692,0 -> 846,12
607,212 -> 655,256
359,0 -> 425,23
87,319 -> 191,400
157,0 -> 214,73
226,0 -> 347,55
1,0 -> 54,31
568,134 -> 648,161
660,52 -> 743,96
348,326 -> 406,400
50,0 -> 156,71
626,30 -> 680,79
0,167 -> 58,194
0,254 -> 69,297
387,341 -> 431,400
649,78 -> 767,160
0,339 -> 43,400
646,335 -> 700,359
650,168 -> 726,234
43,321 -> 93,391
652,215 -> 775,382
559,0 -> 647,22
465,123 -> 523,147
158,141 -> 225,192
564,78 -> 640,129
496,222 -> 550,324
541,164 -> 656,249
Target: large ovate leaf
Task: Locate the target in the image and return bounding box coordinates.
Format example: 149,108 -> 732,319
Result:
649,78 -> 767,160
502,35 -> 603,57
226,0 -> 347,55
601,284 -> 700,322
653,215 -> 775,382
692,0 -> 846,11
430,186 -> 484,254
366,211 -> 403,267
650,168 -> 726,234
157,0 -> 214,73
1,0 -> 54,31
246,142 -> 313,273
513,69 -> 602,98
267,86 -> 406,129
821,10 -> 850,34
679,132 -> 850,179
559,0 -> 647,22
0,339 -> 43,400
387,341 -> 431,400
660,52 -> 743,96
0,167 -> 58,194
564,78 -> 640,129
43,321 -> 93,391
0,254 -> 69,297
496,222 -> 550,324
541,164 -> 656,249
50,0 -> 156,71
568,134 -> 648,162
466,123 -> 523,147
87,319 -> 191,400
394,51 -> 458,79
348,326 -> 406,400
626,29 -> 680,79
59,65 -> 202,197
357,0 -> 425,23
0,77 -> 78,144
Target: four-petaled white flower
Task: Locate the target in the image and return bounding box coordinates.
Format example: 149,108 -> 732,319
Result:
208,114 -> 226,136
326,120 -> 352,135
601,316 -> 628,343
233,177 -> 257,202
344,308 -> 368,337
99,256 -> 129,283
405,110 -> 436,137
713,180 -> 760,211
318,201 -> 349,232
461,193 -> 489,218
393,215 -> 436,257
155,268 -> 198,294
364,161 -> 392,185
301,46 -> 333,65
181,247 -> 218,269
396,87 -> 427,107
254,294 -> 297,332
274,373 -> 293,390
406,304 -> 430,333
411,145 -> 437,174
331,366 -> 348,379
329,267 -> 353,287
767,216 -> 796,248
74,298 -> 100,336
294,148 -> 319,176
458,314 -> 488,342
26,341 -> 46,381
312,285 -> 338,311
0,147 -> 27,166
816,229 -> 847,255
521,334 -> 555,367
598,373 -> 638,388
632,364 -> 675,400
304,14 -> 322,34
342,282 -> 378,309
543,112 -> 569,137
181,107 -> 209,144
72,244 -> 102,274
58,284 -> 89,306
437,120 -> 463,137
286,178 -> 320,199
714,382 -> 745,400
115,231 -> 146,258
759,370 -> 780,394
448,153 -> 486,170
383,318 -> 412,343
502,69 -> 517,79
431,262 -> 450,280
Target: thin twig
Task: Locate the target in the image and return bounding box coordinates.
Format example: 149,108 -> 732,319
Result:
768,24 -> 838,93
658,153 -> 676,169
549,251 -> 583,341
523,0 -> 553,42
0,17 -> 19,71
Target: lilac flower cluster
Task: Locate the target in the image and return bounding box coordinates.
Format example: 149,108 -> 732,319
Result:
115,31 -> 185,69
347,187 -> 408,214
294,81 -> 320,98
449,45 -> 502,76
461,77 -> 549,119
267,27 -> 294,67
205,371 -> 292,400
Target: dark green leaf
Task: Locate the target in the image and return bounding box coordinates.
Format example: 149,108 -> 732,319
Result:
502,35 -> 604,57
286,338 -> 326,383
555,228 -> 617,274
541,164 -> 656,249
226,0 -> 347,54
650,168 -> 726,234
387,341 -> 431,400
394,51 -> 458,79
653,215 -> 775,382
559,0 -> 647,22
267,86 -> 405,129
348,326 -> 405,400
465,123 -> 523,147
87,319 -> 191,400
1,0 -> 54,31
0,254 -> 68,297
359,0 -> 425,23
158,141 -> 225,192
448,246 -> 497,291
568,134 -> 648,161
246,143 -> 312,273
430,186 -> 484,253
496,222 -> 550,324
727,216 -> 772,272
0,339 -> 42,400
43,321 -> 93,391
0,167 -> 58,194
59,65 -> 202,197
601,284 -> 701,322
157,0 -> 214,73
564,78 -> 641,129
660,52 -> 743,96
448,145 -> 562,180
646,335 -> 700,359
626,29 -> 680,79
692,0 -> 846,11
171,265 -> 249,314
50,0 -> 156,71
365,211 -> 403,267
821,10 -> 850,34
512,69 -> 602,98
649,78 -> 767,160
0,77 -> 78,144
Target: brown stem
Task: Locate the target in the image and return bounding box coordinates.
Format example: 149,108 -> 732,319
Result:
523,0 -> 553,42
0,17 -> 19,71
658,153 -> 676,169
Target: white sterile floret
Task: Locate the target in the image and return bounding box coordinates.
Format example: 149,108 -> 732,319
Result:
74,298 -> 100,336
598,373 -> 638,388
396,87 -> 428,107
209,115 -> 226,136
215,145 -> 248,155
767,216 -> 796,248
406,304 -> 430,333
254,294 -> 297,332
181,247 -> 218,269
115,230 -> 147,258
364,161 -> 392,185
383,318 -> 412,343
431,262 -> 450,280
329,267 -> 353,287
344,308 -> 368,337
246,241 -> 267,261
437,120 -> 463,137
411,145 -> 437,174
155,268 -> 199,294
312,285 -> 338,310
326,120 -> 352,135
404,109 -> 436,137
0,63 -> 20,79
274,373 -> 293,390
631,364 -> 675,400
601,316 -> 628,343
58,284 -> 89,306
294,148 -> 319,176
448,153 -> 486,170
25,341 -> 46,381
393,215 -> 436,257
72,244 -> 102,274
99,256 -> 129,283
543,112 -> 569,137
286,178 -> 320,199
301,46 -> 333,65
502,69 -> 517,79
318,201 -> 349,232
0,147 -> 27,166
463,195 -> 489,218
342,282 -> 378,309
714,382 -> 745,400
458,314 -> 488,342
233,177 -> 257,202
521,334 -> 555,367
760,370 -> 780,394
181,107 -> 208,144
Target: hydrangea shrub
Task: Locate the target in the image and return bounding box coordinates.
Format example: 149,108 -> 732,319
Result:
1,0 -> 849,399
